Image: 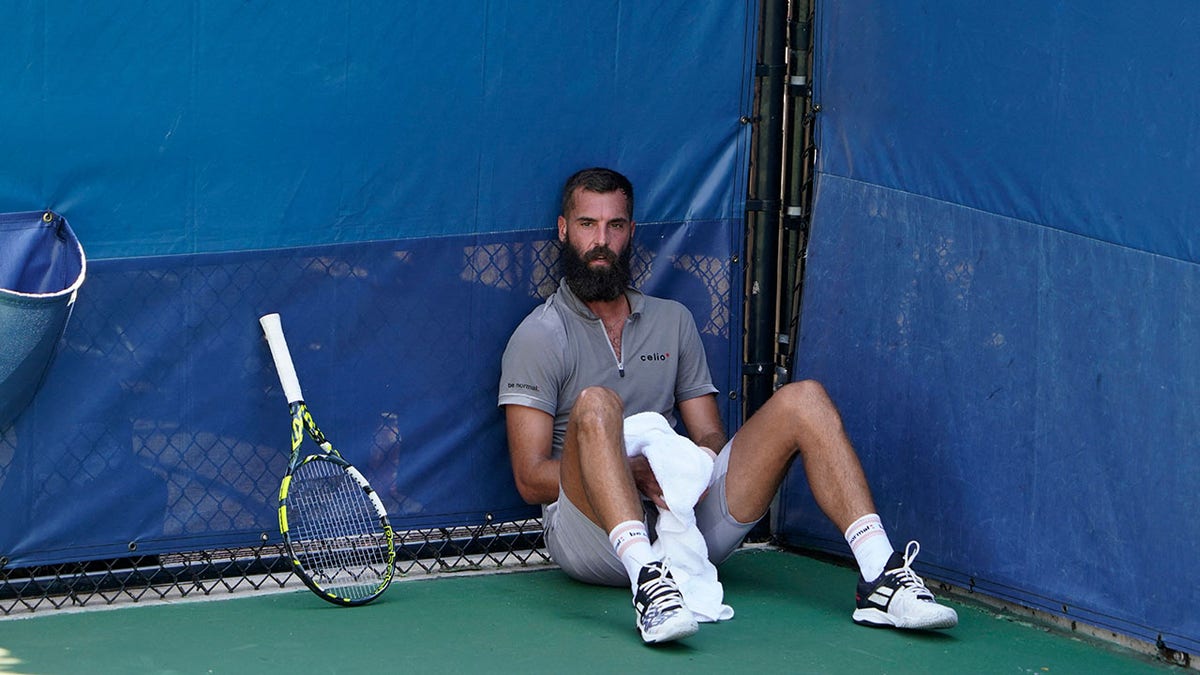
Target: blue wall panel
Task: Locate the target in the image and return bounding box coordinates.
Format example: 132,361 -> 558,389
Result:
0,1 -> 755,258
0,1 -> 755,571
815,1 -> 1200,264
781,178 -> 1199,651
0,221 -> 740,566
778,0 -> 1200,654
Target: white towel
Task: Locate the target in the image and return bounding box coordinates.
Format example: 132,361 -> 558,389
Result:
624,412 -> 734,622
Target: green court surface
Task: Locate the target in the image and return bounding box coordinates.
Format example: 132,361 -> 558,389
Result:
0,548 -> 1176,674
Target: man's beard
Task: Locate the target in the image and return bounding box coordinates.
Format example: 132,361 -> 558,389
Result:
561,237 -> 633,302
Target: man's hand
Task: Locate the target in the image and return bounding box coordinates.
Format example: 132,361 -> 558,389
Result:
629,454 -> 667,510
630,449 -> 717,511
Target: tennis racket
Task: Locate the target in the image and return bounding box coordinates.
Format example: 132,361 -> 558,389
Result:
259,312 -> 396,606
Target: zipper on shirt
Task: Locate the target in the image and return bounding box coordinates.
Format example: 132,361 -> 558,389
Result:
600,317 -> 626,377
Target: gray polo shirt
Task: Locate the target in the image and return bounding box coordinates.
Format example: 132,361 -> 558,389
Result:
498,282 -> 718,457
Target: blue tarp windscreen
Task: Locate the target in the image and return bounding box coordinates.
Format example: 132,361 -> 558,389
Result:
778,0 -> 1199,654
0,3 -> 757,568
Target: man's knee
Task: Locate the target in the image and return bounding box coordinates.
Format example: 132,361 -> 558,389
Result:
763,379 -> 845,436
571,386 -> 625,429
774,379 -> 834,412
565,387 -> 628,470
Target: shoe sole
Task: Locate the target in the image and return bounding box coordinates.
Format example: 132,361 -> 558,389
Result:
640,615 -> 700,644
852,607 -> 958,630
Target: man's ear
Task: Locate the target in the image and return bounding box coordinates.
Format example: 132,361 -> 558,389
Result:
557,215 -> 567,242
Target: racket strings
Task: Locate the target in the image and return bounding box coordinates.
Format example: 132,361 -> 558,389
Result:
286,459 -> 391,600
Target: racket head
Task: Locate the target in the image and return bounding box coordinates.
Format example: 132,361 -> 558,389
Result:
279,452 -> 396,606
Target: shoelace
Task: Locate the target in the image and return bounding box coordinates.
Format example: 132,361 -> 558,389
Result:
890,541 -> 934,600
638,564 -> 685,612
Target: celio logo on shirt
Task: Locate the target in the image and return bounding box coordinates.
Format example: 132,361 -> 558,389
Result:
639,352 -> 671,362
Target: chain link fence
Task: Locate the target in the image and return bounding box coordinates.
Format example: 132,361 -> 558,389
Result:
0,228 -> 736,616
0,518 -> 551,614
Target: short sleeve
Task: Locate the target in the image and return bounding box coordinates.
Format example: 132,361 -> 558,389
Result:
498,308 -> 566,416
672,302 -> 718,402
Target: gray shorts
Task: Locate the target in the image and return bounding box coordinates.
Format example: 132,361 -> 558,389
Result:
543,441 -> 760,587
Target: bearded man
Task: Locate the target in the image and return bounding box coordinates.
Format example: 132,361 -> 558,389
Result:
498,168 -> 957,645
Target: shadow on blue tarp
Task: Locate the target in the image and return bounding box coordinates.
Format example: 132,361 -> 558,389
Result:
0,211 -> 86,429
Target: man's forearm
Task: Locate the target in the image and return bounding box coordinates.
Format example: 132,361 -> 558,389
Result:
693,431 -> 728,459
519,456 -> 563,505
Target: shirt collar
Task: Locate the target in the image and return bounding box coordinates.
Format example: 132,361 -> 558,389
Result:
556,280 -> 645,320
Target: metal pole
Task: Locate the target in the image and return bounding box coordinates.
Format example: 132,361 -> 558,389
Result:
744,0 -> 789,417
778,0 -> 816,384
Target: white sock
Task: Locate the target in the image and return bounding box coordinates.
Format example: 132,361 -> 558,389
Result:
609,520 -> 655,588
844,513 -> 894,582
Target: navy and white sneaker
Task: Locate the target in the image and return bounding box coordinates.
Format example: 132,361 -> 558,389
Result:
853,541 -> 958,630
633,561 -> 699,644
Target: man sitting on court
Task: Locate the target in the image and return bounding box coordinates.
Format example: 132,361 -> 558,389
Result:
498,167 -> 958,644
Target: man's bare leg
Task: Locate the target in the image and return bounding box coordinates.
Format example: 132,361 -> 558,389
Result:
719,379 -> 958,629
722,380 -> 875,531
558,386 -> 698,643
559,386 -> 643,529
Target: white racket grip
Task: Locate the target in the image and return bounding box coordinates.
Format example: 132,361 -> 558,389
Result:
259,313 -> 305,404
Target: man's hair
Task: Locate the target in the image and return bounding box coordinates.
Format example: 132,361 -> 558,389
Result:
560,167 -> 634,219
